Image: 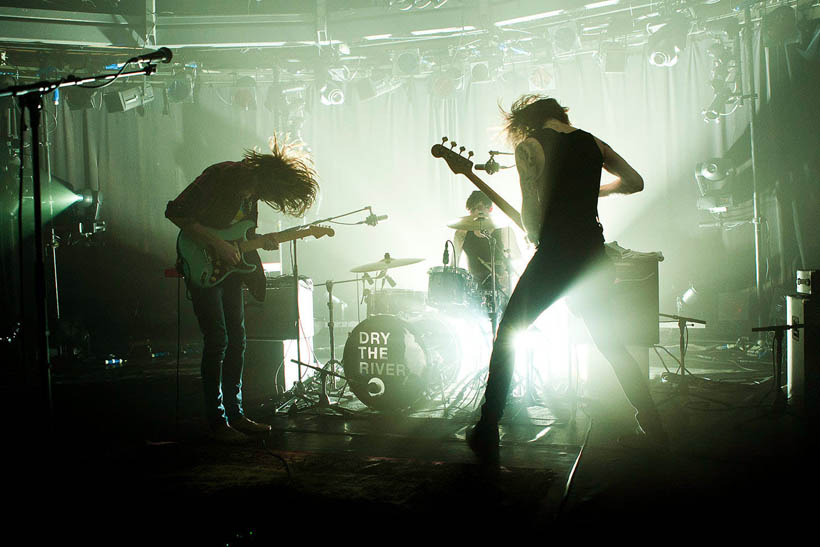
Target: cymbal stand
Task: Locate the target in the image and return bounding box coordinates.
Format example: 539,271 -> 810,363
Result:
274,205 -> 382,412
303,277 -> 360,413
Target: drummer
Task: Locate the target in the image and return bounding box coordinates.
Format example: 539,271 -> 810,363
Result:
453,191 -> 520,300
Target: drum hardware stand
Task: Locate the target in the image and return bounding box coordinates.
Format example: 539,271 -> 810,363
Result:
276,206 -> 377,413
306,277 -> 360,412
481,227 -> 501,332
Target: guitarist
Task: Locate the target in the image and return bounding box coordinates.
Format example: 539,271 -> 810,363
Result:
165,137 -> 318,443
467,95 -> 667,462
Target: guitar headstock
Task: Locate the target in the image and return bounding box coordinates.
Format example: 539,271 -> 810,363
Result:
431,137 -> 475,176
309,224 -> 335,239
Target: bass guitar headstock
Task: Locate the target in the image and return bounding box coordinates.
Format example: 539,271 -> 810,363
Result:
431,137 -> 475,176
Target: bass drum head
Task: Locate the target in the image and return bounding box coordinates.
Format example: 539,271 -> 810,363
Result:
342,314 -> 460,412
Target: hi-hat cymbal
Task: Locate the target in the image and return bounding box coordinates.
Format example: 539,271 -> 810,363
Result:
350,253 -> 424,273
447,214 -> 508,231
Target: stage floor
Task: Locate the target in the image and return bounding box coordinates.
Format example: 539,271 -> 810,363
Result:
7,331 -> 817,543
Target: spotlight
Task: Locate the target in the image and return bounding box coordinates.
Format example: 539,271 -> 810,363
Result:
647,17 -> 689,67
64,87 -> 97,111
550,22 -> 581,55
696,158 -> 733,184
103,85 -> 154,113
233,76 -> 257,110
167,73 -> 194,103
394,49 -> 421,75
694,158 -> 735,211
319,82 -> 344,105
470,61 -> 491,83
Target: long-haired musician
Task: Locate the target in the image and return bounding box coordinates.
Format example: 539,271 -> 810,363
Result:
166,137 -> 318,443
467,95 -> 667,463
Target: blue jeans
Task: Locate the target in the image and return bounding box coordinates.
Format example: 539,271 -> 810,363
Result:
189,274 -> 246,427
480,240 -> 661,432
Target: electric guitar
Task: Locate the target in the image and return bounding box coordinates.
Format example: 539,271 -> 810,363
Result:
177,219 -> 334,289
431,138 -> 524,231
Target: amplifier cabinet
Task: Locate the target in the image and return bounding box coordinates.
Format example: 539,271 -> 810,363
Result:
611,258 -> 660,346
244,275 -> 313,341
787,295 -> 819,417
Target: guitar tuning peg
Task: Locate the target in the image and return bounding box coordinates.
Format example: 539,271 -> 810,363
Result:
459,146 -> 466,155
467,151 -> 474,159
450,141 -> 457,149
441,137 -> 448,144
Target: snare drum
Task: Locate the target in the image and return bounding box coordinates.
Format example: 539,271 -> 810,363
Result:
365,289 -> 426,316
427,266 -> 480,309
342,314 -> 460,411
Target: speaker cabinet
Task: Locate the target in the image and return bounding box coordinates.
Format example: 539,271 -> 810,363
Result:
244,275 -> 313,341
611,258 -> 660,346
243,340 -> 285,401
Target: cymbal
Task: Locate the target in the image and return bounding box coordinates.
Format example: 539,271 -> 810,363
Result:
447,214 -> 508,231
350,253 -> 424,273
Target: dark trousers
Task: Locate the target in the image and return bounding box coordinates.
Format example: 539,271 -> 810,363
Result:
480,241 -> 661,432
189,274 -> 247,427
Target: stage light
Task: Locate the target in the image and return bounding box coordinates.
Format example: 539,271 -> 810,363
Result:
104,85 -> 154,113
319,82 -> 344,106
64,87 -> 97,110
167,73 -> 193,103
697,158 -> 733,183
694,158 -> 735,212
647,17 -> 689,67
550,22 -> 582,55
233,76 -> 257,110
470,61 -> 491,83
394,49 -> 421,75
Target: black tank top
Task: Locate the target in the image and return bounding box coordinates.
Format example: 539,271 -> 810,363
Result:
530,128 -> 604,248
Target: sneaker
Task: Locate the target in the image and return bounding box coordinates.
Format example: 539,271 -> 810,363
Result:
210,422 -> 250,444
466,421 -> 500,466
229,415 -> 272,436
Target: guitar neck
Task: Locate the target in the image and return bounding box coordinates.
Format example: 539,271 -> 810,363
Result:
239,228 -> 315,253
464,171 -> 524,231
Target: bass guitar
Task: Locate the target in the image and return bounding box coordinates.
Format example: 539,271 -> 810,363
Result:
431,137 -> 524,231
177,219 -> 334,288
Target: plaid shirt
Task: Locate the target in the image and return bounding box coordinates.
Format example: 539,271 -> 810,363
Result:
165,161 -> 258,229
167,161 -> 266,300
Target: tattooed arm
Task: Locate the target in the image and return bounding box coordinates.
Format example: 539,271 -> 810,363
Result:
516,137 -> 546,245
595,138 -> 644,197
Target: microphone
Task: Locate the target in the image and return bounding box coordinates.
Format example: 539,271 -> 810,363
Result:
474,157 -> 500,175
128,47 -> 173,65
364,213 -> 389,226
442,242 -> 449,266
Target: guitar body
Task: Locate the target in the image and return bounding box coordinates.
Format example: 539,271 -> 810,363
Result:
177,219 -> 258,289
177,220 -> 336,290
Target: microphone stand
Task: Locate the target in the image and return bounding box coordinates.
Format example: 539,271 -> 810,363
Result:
277,205 -> 383,415
1,63 -> 158,432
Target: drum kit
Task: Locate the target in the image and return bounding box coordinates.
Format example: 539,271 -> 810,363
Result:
328,214 -> 510,413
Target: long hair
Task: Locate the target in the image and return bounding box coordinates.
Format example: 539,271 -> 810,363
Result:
242,135 -> 318,217
501,94 -> 570,146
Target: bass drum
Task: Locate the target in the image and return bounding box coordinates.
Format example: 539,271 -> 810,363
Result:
342,314 -> 461,411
